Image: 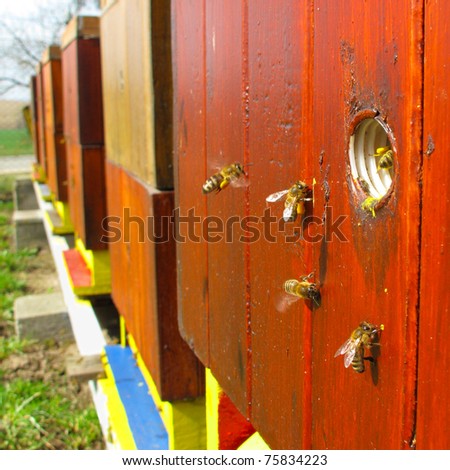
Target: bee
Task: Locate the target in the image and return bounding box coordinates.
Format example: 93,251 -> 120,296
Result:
361,196 -> 381,218
283,273 -> 321,306
377,150 -> 394,171
356,177 -> 371,195
372,145 -> 394,172
334,322 -> 384,373
202,162 -> 246,194
266,181 -> 312,222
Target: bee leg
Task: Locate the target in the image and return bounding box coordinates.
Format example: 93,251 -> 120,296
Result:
363,356 -> 375,363
219,177 -> 231,191
297,203 -> 306,215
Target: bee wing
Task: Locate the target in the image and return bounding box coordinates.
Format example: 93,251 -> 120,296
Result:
266,190 -> 289,203
231,174 -> 249,188
274,291 -> 299,313
283,205 -> 296,222
334,338 -> 353,358
343,347 -> 358,368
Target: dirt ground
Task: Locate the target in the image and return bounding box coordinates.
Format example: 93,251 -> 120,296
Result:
1,246 -> 106,449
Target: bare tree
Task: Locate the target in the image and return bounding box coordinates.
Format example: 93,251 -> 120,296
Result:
0,0 -> 99,98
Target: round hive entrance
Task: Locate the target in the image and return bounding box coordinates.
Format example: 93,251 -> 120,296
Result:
349,117 -> 395,199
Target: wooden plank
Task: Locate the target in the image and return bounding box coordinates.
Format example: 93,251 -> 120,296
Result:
172,0 -> 209,365
62,20 -> 104,146
310,0 -> 422,449
151,0 -> 174,189
35,67 -> 47,175
105,160 -> 204,401
100,0 -> 129,168
205,0 -> 248,415
66,140 -> 84,242
416,0 -> 450,449
82,147 -> 107,250
29,76 -> 42,165
106,160 -> 136,338
101,0 -> 172,188
67,144 -> 107,250
61,15 -> 100,49
247,0 -> 314,449
42,51 -> 68,201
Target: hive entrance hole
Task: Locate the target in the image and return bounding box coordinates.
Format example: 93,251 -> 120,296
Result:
349,117 -> 394,199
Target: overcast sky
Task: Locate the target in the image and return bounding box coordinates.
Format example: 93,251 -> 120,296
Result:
0,1 -> 100,101
0,0 -> 43,19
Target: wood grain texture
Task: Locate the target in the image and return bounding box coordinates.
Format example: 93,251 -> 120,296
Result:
42,53 -> 68,201
172,0 -> 209,365
101,0 -> 173,189
205,0 -> 248,415
416,0 -> 450,449
106,160 -> 204,401
62,28 -> 106,251
172,0 -> 450,449
29,75 -> 42,166
151,0 -> 174,189
35,69 -> 47,173
247,0 -> 314,449
61,25 -> 104,146
310,0 -> 422,449
67,144 -> 107,250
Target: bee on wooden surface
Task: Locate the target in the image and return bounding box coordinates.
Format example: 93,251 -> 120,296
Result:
361,196 -> 381,218
202,162 -> 246,194
334,321 -> 384,373
266,181 -> 312,222
372,145 -> 394,172
275,273 -> 320,312
283,273 -> 321,306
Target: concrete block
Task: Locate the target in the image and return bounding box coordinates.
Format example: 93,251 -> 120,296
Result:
14,292 -> 74,343
14,177 -> 39,210
13,209 -> 47,250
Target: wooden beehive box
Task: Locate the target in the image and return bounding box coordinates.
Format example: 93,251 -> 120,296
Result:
105,160 -> 204,401
100,0 -> 173,190
41,45 -> 67,202
29,76 -> 41,168
101,0 -> 204,402
173,0 -> 449,449
61,15 -> 107,250
33,65 -> 47,179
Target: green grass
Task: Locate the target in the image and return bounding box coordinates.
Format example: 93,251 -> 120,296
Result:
0,174 -> 104,450
0,128 -> 34,156
0,181 -> 35,316
0,379 -> 103,449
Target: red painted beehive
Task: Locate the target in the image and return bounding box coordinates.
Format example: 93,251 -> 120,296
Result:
61,15 -> 107,251
173,0 -> 450,449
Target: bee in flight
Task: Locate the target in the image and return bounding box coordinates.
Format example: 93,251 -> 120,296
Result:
334,321 -> 384,373
372,145 -> 394,172
202,162 -> 246,194
283,273 -> 321,306
266,181 -> 312,222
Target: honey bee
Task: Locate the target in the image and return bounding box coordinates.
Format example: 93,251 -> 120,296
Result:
202,162 -> 246,194
283,273 -> 321,306
372,146 -> 394,172
334,322 -> 384,373
266,181 -> 312,222
361,196 -> 381,218
377,150 -> 394,171
356,177 -> 371,195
